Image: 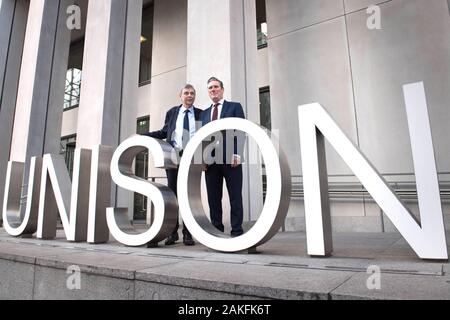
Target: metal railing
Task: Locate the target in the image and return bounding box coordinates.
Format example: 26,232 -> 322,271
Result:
278,175 -> 450,203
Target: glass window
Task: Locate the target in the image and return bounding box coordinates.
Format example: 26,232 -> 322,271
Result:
259,86 -> 271,130
134,116 -> 150,220
64,68 -> 82,110
139,4 -> 154,85
60,135 -> 77,178
64,39 -> 84,110
256,0 -> 268,49
259,87 -> 271,201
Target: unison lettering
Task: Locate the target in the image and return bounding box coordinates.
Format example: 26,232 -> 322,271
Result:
1,82 -> 447,260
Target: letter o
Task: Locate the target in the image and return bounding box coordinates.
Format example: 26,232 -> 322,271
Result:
177,118 -> 291,252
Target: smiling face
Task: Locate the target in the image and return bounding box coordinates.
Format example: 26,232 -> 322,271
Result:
180,87 -> 196,108
207,80 -> 224,104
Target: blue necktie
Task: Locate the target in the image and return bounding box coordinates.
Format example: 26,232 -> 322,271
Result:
182,109 -> 190,149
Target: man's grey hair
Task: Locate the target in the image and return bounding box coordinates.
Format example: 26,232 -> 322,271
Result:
180,84 -> 196,95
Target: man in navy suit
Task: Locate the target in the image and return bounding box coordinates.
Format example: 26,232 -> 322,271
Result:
144,84 -> 202,246
202,77 -> 246,237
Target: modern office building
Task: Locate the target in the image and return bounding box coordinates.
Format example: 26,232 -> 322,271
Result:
0,0 -> 449,235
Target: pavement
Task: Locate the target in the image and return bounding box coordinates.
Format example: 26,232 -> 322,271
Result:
0,227 -> 449,300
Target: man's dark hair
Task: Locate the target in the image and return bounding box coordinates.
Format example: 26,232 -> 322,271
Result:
207,77 -> 224,89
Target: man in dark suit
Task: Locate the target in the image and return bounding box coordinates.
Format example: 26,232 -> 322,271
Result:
202,77 -> 246,237
144,84 -> 202,246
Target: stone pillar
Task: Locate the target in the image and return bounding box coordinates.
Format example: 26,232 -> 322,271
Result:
116,0 -> 142,218
0,0 -> 21,226
44,0 -> 73,156
9,0 -> 72,159
0,0 -> 15,99
76,0 -> 127,150
145,0 -> 188,223
6,0 -> 72,221
76,0 -> 128,229
187,0 -> 263,225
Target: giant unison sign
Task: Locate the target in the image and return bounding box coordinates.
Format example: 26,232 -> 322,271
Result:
2,82 -> 448,260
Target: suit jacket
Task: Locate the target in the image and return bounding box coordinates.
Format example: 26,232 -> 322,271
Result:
144,105 -> 202,147
201,100 -> 246,162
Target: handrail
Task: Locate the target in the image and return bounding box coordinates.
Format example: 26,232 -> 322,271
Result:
146,175 -> 450,202
267,175 -> 450,202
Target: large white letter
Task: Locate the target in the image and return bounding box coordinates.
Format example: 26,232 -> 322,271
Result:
107,135 -> 178,246
2,157 -> 42,236
298,82 -> 447,260
87,145 -> 113,244
177,118 -> 291,252
37,150 -> 91,241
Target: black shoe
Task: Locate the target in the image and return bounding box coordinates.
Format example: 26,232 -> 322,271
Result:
146,242 -> 158,248
183,233 -> 195,246
231,230 -> 244,237
164,232 -> 179,245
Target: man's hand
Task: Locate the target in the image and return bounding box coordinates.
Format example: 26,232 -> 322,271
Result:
231,155 -> 241,168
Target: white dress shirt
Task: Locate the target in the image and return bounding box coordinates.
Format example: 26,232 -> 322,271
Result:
173,105 -> 196,149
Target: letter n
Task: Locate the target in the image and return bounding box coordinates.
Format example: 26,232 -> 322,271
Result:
37,150 -> 91,241
298,82 -> 447,260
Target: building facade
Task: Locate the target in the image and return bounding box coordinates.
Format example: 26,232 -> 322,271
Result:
0,0 -> 449,234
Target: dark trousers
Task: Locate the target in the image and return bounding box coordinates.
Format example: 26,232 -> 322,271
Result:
166,168 -> 190,236
205,164 -> 244,236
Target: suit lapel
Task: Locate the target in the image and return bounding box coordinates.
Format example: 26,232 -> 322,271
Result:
169,106 -> 181,133
194,108 -> 202,131
204,106 -> 212,124
220,101 -> 227,119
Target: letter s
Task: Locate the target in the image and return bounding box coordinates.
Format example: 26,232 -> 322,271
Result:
106,135 -> 178,246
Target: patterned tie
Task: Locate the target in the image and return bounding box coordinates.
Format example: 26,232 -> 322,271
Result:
182,109 -> 190,149
211,103 -> 219,121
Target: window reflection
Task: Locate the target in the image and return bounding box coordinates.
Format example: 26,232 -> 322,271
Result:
60,135 -> 77,178
134,116 -> 150,221
64,68 -> 82,110
256,0 -> 268,48
139,4 -> 154,85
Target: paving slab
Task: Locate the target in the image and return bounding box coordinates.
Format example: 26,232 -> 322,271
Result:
33,265 -> 134,300
331,272 -> 450,300
367,259 -> 445,276
444,264 -> 450,276
0,241 -> 87,264
136,260 -> 356,300
1,229 -> 450,300
0,259 -> 35,300
134,280 -> 259,300
35,250 -> 185,280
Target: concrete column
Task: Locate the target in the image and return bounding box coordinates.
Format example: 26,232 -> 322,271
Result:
76,0 -> 127,213
0,0 -> 15,99
147,0 -> 188,182
149,0 -> 187,134
5,0 -> 72,224
76,0 -> 126,150
187,0 -> 263,224
116,0 -> 142,217
0,0 -> 27,226
44,0 -> 73,156
9,0 -> 71,161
